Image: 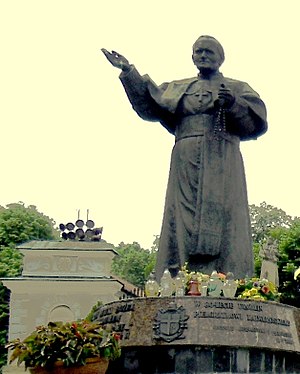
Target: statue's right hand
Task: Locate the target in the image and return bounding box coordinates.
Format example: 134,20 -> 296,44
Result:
101,48 -> 131,72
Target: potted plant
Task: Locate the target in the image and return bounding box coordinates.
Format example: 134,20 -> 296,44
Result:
5,320 -> 121,373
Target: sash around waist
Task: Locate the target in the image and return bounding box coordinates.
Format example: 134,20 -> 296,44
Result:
175,113 -> 214,141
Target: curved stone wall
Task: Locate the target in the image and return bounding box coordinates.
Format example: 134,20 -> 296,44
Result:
93,297 -> 300,373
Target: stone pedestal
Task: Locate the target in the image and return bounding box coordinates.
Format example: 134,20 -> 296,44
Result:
93,297 -> 300,373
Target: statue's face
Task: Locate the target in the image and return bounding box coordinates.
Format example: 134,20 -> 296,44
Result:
192,39 -> 222,73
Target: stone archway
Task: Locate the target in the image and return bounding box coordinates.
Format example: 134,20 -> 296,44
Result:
48,305 -> 75,323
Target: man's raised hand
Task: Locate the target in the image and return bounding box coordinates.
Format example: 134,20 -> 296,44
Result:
101,48 -> 131,72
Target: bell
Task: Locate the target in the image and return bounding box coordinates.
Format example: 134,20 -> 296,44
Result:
188,275 -> 201,296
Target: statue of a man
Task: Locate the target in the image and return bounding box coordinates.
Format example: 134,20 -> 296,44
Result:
102,35 -> 267,281
259,238 -> 279,286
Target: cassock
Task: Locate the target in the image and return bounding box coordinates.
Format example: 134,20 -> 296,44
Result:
119,66 -> 267,281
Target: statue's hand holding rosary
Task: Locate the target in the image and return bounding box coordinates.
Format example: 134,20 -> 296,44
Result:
214,83 -> 235,137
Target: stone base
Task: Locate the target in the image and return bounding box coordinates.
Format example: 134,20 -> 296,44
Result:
107,346 -> 300,374
93,296 -> 300,374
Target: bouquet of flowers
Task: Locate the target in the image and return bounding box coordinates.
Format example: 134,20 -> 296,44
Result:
179,263 -> 280,301
236,277 -> 280,301
180,263 -> 226,296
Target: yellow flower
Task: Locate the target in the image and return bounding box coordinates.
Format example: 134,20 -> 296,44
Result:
242,291 -> 251,298
268,282 -> 276,293
249,288 -> 258,296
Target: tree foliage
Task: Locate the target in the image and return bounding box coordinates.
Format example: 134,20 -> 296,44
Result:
0,247 -> 23,278
111,241 -> 156,288
274,223 -> 300,307
0,203 -> 59,248
0,202 -> 59,369
0,284 -> 10,371
251,203 -> 300,306
249,201 -> 298,244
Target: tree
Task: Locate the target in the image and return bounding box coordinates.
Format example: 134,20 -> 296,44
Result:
0,284 -> 10,371
0,247 -> 23,370
273,223 -> 300,307
249,201 -> 298,244
250,203 -> 300,306
0,203 -> 59,369
0,203 -> 59,247
111,241 -> 156,288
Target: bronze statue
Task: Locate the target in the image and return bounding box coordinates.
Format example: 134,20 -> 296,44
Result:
102,35 -> 267,281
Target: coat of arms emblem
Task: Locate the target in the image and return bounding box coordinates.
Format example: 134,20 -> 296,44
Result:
153,302 -> 189,342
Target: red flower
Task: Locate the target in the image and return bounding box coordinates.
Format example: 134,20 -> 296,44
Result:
261,286 -> 270,294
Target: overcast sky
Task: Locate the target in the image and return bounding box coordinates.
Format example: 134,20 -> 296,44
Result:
1,0 -> 300,249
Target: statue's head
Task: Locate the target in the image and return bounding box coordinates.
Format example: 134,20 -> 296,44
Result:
192,35 -> 225,73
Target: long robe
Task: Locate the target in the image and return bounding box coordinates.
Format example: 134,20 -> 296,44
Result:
119,67 -> 267,280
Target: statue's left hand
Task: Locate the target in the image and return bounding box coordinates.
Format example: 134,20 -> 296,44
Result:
217,84 -> 235,108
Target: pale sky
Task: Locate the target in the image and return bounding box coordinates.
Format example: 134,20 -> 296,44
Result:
1,1 -> 300,249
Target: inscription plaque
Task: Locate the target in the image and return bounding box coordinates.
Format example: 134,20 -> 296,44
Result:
92,297 -> 300,353
192,298 -> 295,349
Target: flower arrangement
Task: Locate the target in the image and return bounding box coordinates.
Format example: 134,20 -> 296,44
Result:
236,277 -> 280,301
180,263 -> 226,296
146,263 -> 281,301
6,320 -> 121,370
181,264 -> 211,290
175,263 -> 280,301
